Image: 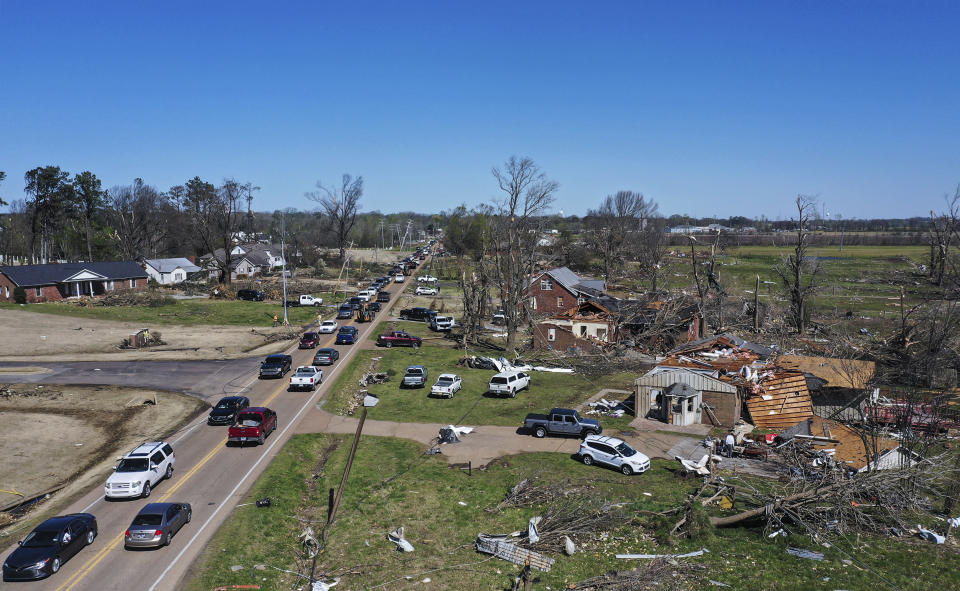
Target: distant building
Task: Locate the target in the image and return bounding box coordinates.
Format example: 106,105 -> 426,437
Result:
143,258 -> 201,285
0,261 -> 148,303
201,243 -> 285,281
523,266 -> 606,315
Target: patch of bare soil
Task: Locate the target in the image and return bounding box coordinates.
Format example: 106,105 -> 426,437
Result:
0,309 -> 290,361
0,384 -> 204,522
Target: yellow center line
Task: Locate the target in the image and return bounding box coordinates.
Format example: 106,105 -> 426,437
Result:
54,533 -> 124,591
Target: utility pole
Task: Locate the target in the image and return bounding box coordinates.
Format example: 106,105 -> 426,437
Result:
753,274 -> 760,333
280,214 -> 289,325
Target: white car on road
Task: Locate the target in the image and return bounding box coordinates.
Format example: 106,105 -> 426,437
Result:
394,274 -> 405,283
289,366 -> 323,391
415,286 -> 438,296
417,275 -> 438,283
317,320 -> 338,334
578,434 -> 650,475
431,374 -> 462,398
104,442 -> 175,499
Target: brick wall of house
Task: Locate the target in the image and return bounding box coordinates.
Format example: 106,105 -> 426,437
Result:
533,322 -> 604,355
701,390 -> 741,427
526,278 -> 579,316
0,275 -> 146,303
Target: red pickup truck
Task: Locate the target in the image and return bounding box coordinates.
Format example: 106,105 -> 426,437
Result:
227,407 -> 278,446
376,331 -> 422,348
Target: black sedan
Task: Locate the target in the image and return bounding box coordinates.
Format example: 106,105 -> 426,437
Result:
259,354 -> 292,378
312,348 -> 340,366
207,396 -> 250,425
3,513 -> 97,581
124,502 -> 192,549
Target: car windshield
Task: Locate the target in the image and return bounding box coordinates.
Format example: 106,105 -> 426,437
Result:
216,400 -> 238,409
491,377 -> 508,384
323,321 -> 336,327
264,357 -> 284,365
302,333 -> 317,339
437,378 -> 453,385
406,369 -> 423,376
615,442 -> 637,457
22,530 -> 60,547
295,369 -> 314,375
131,514 -> 163,527
117,458 -> 149,472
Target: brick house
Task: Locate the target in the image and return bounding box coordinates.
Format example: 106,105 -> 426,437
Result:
524,267 -> 606,316
0,261 -> 148,303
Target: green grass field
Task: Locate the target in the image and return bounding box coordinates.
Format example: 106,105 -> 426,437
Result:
186,433 -> 960,591
0,295 -> 345,327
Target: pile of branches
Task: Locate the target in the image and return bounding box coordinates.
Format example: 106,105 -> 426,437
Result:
529,495 -> 625,552
250,329 -> 299,343
96,291 -> 175,307
569,560 -> 701,591
487,477 -> 596,512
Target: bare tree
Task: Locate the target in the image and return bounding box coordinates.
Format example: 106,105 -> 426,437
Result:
0,171 -> 7,207
774,195 -> 822,334
635,216 -> 668,292
586,191 -> 658,282
928,186 -> 960,287
184,177 -> 248,284
106,179 -> 171,260
490,156 -> 558,351
307,174 -> 363,263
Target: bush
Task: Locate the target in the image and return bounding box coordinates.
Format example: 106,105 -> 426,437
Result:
13,286 -> 26,304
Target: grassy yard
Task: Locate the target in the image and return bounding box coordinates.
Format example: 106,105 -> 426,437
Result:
186,433 -> 960,591
326,330 -> 635,427
0,295 -> 345,327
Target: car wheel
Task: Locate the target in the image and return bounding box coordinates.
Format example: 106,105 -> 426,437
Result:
86,529 -> 96,545
258,434 -> 265,445
314,303 -> 321,307
165,464 -> 174,479
400,315 -> 408,320
621,464 -> 633,476
384,341 -> 392,348
163,532 -> 171,546
141,482 -> 151,498
186,510 -> 192,523
510,389 -> 516,399
582,455 -> 594,466
51,557 -> 61,573
534,426 -> 547,438
412,343 -> 419,349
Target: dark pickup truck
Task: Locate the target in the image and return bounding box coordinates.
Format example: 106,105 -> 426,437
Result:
523,408 -> 602,438
259,354 -> 292,378
227,407 -> 277,445
377,331 -> 422,348
399,307 -> 436,322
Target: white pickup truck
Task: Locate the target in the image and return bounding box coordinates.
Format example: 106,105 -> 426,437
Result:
289,366 -> 323,391
299,294 -> 323,307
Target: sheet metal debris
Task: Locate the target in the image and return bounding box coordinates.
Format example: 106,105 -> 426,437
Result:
475,534 -> 555,571
616,547 -> 709,559
785,547 -> 824,560
387,526 -> 414,552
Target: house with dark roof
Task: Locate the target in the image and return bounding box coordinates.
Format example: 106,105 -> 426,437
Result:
0,261 -> 148,303
523,266 -> 606,315
143,258 -> 201,285
201,243 -> 285,281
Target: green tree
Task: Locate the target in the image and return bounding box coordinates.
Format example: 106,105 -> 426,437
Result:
72,171 -> 105,261
24,165 -> 72,262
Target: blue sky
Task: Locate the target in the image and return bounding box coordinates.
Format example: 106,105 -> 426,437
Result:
1,1 -> 958,219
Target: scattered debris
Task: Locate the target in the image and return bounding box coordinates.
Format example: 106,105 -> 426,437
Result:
785,547 -> 824,560
617,547 -> 709,559
675,454 -> 720,476
917,525 -> 945,544
362,394 -> 379,407
563,535 -> 576,555
387,526 -> 414,552
255,498 -> 271,508
475,534 -> 554,571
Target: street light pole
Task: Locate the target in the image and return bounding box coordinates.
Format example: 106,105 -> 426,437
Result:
281,213 -> 289,325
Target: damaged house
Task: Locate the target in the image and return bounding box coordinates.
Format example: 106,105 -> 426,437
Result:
780,415 -> 916,473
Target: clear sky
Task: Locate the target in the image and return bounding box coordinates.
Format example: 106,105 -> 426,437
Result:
1,1 -> 958,219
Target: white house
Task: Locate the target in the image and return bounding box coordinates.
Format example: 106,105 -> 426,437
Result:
143,258 -> 201,285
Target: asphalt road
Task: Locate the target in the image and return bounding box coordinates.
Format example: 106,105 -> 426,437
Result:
0,264 -> 428,590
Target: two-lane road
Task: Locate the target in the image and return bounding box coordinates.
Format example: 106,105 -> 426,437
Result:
1,264 -> 428,591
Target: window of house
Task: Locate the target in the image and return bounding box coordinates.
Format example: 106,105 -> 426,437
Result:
540,279 -> 553,290
129,279 -> 136,288
106,281 -> 114,291
529,297 -> 537,311
547,328 -> 556,341
35,287 -> 42,297
557,297 -> 564,308
579,325 -> 587,337
597,328 -> 608,340
4,286 -> 8,298
687,398 -> 695,413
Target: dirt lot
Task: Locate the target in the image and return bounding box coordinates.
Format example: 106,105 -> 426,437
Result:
0,384 -> 204,524
0,308 -> 291,362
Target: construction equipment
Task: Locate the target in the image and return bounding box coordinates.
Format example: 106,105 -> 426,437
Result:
355,303 -> 374,323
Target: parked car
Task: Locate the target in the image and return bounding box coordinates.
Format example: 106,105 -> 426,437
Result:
227,407 -> 277,445
104,441 -> 175,499
524,408 -> 601,438
394,274 -> 405,283
377,290 -> 392,302
415,286 -> 438,296
298,294 -> 323,307
236,289 -> 265,301
377,330 -> 422,348
2,514 -> 98,581
578,434 -> 650,475
312,348 -> 340,366
123,503 -> 192,549
299,332 -> 320,349
335,326 -> 359,345
417,275 -> 438,283
431,374 -> 462,398
491,309 -> 506,325
488,371 -> 530,398
289,366 -> 323,391
317,320 -> 338,334
402,365 -> 429,388
337,303 -> 354,319
430,315 -> 454,331
399,307 -> 436,322
207,395 -> 250,426
259,354 -> 292,378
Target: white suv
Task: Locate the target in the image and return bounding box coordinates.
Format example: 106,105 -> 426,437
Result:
578,435 -> 650,475
104,441 -> 175,499
488,371 -> 530,398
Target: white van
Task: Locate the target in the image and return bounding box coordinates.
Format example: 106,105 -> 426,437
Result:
488,371 -> 530,398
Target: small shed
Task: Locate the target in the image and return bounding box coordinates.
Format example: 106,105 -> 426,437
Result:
635,369 -> 741,427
